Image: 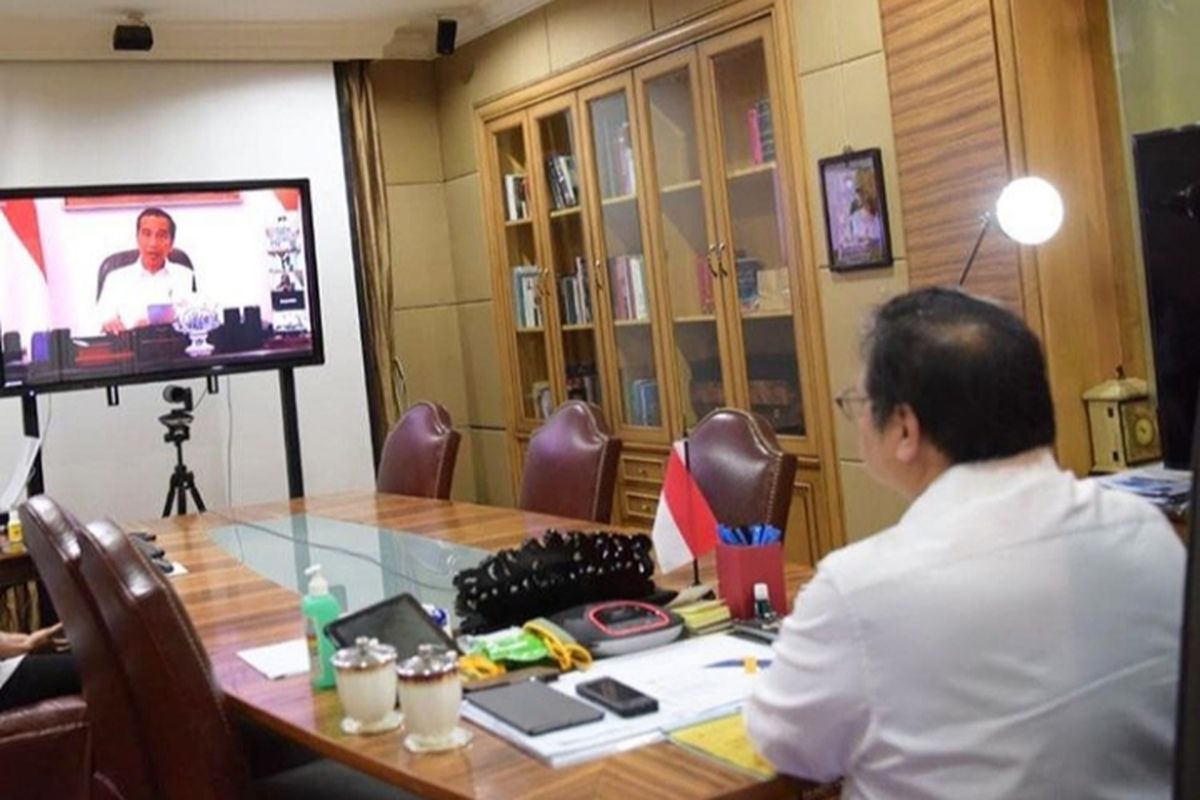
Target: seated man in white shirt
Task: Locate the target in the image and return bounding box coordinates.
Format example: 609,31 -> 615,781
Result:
746,287 -> 1183,800
96,207 -> 195,335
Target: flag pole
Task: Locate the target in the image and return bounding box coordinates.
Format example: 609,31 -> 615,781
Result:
683,421 -> 701,587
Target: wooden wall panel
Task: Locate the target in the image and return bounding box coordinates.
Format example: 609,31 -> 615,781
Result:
878,0 -> 1022,310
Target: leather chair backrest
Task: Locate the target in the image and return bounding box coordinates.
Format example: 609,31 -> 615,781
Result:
688,408 -> 798,534
97,248 -> 195,300
377,401 -> 461,499
519,400 -> 622,523
21,495 -> 158,800
74,518 -> 252,800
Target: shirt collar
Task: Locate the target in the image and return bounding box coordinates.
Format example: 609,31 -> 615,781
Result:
899,447 -> 1060,530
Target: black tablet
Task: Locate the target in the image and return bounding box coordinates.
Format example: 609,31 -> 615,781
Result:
468,681 -> 604,736
324,592 -> 458,659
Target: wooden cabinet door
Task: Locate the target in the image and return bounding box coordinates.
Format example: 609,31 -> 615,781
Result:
527,95 -> 610,424
577,73 -> 673,444
484,110 -> 560,431
632,48 -> 740,435
697,20 -> 816,451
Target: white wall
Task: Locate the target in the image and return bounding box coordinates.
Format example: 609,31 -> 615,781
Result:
0,61 -> 374,522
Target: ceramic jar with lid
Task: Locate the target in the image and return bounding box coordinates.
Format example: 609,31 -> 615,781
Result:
397,643 -> 470,751
332,637 -> 401,734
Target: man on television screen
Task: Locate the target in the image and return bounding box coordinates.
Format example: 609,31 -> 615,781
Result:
96,207 -> 196,335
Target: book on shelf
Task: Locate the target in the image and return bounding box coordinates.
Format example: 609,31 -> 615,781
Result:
503,173 -> 529,221
746,99 -> 775,166
546,153 -> 579,210
735,254 -> 762,313
608,254 -> 649,322
628,378 -> 660,427
566,363 -> 599,405
695,254 -> 715,315
557,257 -> 594,326
511,265 -> 542,329
596,116 -> 637,199
531,380 -> 553,419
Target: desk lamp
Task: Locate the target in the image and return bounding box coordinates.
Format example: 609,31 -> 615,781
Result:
958,176 -> 1064,287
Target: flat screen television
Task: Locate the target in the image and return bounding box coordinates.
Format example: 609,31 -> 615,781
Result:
0,178 -> 324,396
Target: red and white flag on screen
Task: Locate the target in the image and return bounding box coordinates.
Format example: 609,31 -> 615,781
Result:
0,199 -> 51,345
651,440 -> 719,573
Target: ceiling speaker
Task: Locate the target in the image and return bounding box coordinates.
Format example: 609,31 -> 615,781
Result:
436,18 -> 457,56
113,22 -> 154,51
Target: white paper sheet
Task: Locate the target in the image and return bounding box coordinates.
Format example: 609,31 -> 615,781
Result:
0,436 -> 42,512
462,633 -> 775,768
237,638 -> 309,680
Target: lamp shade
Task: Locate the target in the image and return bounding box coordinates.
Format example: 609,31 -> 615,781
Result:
995,176 -> 1064,245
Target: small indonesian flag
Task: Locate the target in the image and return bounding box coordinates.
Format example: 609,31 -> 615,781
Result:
651,440 -> 718,573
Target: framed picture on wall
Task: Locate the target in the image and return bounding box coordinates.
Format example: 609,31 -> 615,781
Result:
818,148 -> 893,270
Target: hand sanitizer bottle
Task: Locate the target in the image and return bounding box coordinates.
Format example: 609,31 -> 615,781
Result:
302,565 -> 341,690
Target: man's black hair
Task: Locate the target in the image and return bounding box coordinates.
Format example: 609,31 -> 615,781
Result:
862,287 -> 1055,463
136,207 -> 176,240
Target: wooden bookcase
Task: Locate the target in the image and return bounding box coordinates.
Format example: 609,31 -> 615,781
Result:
477,0 -> 844,565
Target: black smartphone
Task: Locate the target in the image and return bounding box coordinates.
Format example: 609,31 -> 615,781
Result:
575,677 -> 658,718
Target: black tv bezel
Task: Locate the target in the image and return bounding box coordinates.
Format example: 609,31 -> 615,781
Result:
0,177 -> 326,397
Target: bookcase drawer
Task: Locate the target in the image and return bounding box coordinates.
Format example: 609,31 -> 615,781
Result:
622,489 -> 660,522
621,454 -> 665,484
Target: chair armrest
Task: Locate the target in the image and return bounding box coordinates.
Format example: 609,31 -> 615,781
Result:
0,695 -> 91,800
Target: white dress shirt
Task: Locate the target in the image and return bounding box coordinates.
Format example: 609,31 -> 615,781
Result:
746,448 -> 1183,800
95,259 -> 194,331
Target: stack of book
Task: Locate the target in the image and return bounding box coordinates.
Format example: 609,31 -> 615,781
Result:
546,154 -> 579,210
503,173 -> 529,221
511,265 -> 543,329
626,378 -> 660,427
609,254 -> 649,321
746,99 -> 775,165
566,363 -> 599,404
673,599 -> 733,636
595,118 -> 637,198
558,257 -> 594,326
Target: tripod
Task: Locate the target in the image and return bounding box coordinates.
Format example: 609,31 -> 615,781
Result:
161,410 -> 206,517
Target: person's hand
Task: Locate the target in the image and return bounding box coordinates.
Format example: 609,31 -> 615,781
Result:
102,317 -> 127,335
0,623 -> 63,659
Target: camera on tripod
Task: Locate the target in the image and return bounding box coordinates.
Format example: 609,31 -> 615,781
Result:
160,384 -> 205,516
160,385 -> 194,442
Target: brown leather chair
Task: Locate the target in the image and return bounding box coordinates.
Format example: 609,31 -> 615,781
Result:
67,513 -> 408,800
377,401 -> 461,499
688,408 -> 798,534
21,495 -> 158,800
519,400 -> 622,524
0,695 -> 91,800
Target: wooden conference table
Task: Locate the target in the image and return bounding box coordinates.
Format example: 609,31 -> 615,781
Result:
26,492 -> 832,799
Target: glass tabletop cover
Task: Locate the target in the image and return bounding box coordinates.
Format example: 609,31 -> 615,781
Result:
208,514 -> 490,626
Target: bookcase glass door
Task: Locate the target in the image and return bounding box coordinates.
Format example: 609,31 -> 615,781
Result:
493,120 -> 553,424
535,105 -> 603,413
639,58 -> 729,431
706,33 -> 806,438
584,86 -> 663,430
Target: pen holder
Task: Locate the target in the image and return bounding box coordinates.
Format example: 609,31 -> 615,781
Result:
715,542 -> 786,621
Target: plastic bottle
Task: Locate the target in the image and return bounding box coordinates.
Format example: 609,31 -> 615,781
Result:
6,509 -> 24,553
302,564 -> 341,690
753,582 -> 775,621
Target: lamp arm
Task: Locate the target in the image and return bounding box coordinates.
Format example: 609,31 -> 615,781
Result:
957,212 -> 993,288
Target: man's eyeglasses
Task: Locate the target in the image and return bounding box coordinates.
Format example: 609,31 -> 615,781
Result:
834,387 -> 870,421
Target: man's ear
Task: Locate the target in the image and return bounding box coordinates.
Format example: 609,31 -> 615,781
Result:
891,403 -> 923,464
